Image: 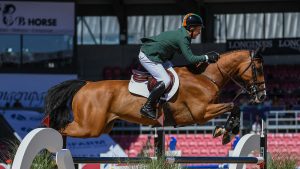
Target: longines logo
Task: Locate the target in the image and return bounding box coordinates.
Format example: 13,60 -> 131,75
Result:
228,40 -> 273,50
227,39 -> 300,54
279,39 -> 300,52
0,3 -> 57,27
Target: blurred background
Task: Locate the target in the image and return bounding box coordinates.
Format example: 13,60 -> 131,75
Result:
0,0 -> 300,168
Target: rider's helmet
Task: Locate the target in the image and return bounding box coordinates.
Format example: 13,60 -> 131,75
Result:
182,13 -> 204,31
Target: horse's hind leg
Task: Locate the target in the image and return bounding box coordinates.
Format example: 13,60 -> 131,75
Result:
61,112 -> 107,138
60,121 -> 99,137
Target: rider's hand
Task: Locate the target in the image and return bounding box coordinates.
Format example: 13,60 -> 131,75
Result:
205,51 -> 220,63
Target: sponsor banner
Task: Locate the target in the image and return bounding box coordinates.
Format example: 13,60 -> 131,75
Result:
0,1 -> 74,35
0,110 -> 43,138
227,38 -> 300,54
67,135 -> 127,157
0,74 -> 77,108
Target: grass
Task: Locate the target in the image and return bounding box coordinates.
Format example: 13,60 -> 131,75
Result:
268,152 -> 297,169
0,139 -> 57,169
0,139 -> 19,163
31,150 -> 57,169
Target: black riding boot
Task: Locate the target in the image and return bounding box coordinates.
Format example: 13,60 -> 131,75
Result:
140,81 -> 166,120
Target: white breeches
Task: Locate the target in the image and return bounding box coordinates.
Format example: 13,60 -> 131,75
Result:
138,51 -> 171,87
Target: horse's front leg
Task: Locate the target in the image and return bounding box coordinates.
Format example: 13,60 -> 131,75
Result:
191,102 -> 236,145
203,102 -> 234,121
204,103 -> 241,145
214,105 -> 241,145
204,103 -> 239,145
224,105 -> 241,135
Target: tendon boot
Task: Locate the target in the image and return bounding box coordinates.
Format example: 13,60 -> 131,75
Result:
140,81 -> 166,120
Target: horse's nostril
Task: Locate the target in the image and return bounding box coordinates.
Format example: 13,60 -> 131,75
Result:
259,94 -> 266,101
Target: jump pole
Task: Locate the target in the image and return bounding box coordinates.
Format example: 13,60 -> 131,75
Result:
72,156 -> 263,164
260,119 -> 267,169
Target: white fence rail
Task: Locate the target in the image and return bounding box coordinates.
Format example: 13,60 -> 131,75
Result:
267,110 -> 300,132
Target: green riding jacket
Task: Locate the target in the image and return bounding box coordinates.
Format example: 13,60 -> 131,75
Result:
140,27 -> 207,63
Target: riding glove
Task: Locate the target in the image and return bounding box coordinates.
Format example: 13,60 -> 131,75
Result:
205,51 -> 220,63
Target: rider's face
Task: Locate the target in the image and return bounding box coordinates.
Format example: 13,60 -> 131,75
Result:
191,26 -> 202,39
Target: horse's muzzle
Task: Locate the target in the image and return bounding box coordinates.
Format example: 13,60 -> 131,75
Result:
254,90 -> 267,103
258,93 -> 266,102
249,82 -> 266,104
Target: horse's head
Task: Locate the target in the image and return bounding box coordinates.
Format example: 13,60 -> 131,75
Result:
237,51 -> 266,103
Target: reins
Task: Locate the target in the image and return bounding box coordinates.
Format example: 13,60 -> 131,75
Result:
215,50 -> 265,102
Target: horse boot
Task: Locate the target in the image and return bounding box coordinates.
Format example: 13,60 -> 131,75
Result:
231,106 -> 241,135
140,81 -> 166,120
222,106 -> 241,145
224,106 -> 241,133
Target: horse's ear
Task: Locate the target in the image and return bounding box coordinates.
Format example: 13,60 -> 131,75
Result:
251,48 -> 264,60
255,53 -> 263,60
256,45 -> 266,58
250,50 -> 264,60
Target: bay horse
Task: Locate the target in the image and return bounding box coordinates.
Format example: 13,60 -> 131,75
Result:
43,49 -> 266,145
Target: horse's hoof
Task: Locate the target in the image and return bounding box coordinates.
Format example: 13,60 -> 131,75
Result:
213,126 -> 224,138
222,132 -> 233,145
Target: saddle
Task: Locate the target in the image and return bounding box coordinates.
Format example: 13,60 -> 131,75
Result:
131,69 -> 175,93
130,66 -> 178,127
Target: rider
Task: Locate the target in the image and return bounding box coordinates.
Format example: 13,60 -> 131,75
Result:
139,13 -> 220,120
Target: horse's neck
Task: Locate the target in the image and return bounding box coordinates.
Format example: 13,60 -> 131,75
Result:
202,50 -> 249,89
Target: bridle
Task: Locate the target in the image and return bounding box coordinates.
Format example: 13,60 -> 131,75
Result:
216,50 -> 266,102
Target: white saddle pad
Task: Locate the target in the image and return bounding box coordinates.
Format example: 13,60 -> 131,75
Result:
128,67 -> 179,101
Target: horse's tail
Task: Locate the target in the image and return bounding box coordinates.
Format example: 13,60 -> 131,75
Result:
44,80 -> 87,130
